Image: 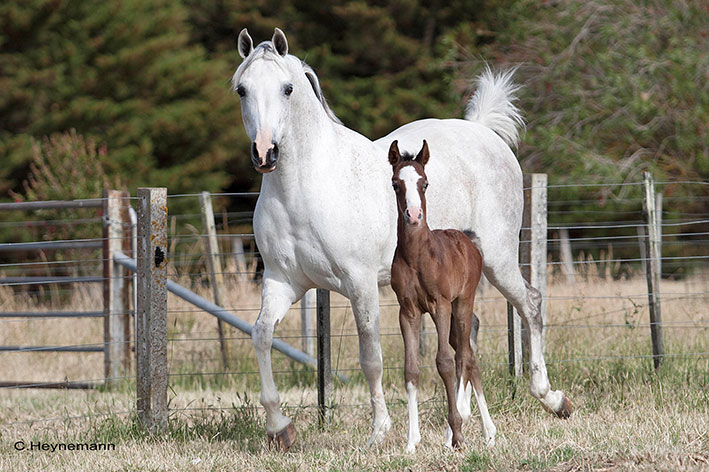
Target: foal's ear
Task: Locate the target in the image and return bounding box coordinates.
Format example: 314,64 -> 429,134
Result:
237,28 -> 254,59
388,140 -> 402,167
272,28 -> 289,57
415,140 -> 430,167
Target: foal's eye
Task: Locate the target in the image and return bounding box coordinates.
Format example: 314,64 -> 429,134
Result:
236,85 -> 246,98
392,182 -> 399,191
423,182 -> 429,191
283,83 -> 293,96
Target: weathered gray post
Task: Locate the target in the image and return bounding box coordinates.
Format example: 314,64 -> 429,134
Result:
558,228 -> 576,284
522,174 -> 548,327
642,173 -> 664,370
103,190 -> 131,386
136,187 -> 168,432
231,236 -> 249,283
301,289 -> 316,357
316,289 -> 331,426
199,191 -> 229,369
508,173 -> 547,377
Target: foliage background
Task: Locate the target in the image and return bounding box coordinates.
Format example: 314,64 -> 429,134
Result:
1,0 -> 707,216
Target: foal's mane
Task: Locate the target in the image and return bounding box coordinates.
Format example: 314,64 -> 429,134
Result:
232,42 -> 342,125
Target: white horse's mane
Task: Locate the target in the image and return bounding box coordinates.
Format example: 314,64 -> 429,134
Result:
232,42 -> 342,125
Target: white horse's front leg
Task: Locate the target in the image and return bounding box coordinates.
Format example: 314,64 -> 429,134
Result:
252,276 -> 300,450
349,283 -> 391,446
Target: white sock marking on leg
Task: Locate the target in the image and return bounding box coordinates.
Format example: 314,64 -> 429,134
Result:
406,381 -> 420,453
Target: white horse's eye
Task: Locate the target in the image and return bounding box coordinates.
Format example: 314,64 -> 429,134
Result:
283,83 -> 293,96
236,85 -> 246,97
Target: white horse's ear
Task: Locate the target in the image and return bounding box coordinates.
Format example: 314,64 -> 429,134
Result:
272,27 -> 288,57
415,140 -> 430,167
238,28 -> 253,59
388,140 -> 401,167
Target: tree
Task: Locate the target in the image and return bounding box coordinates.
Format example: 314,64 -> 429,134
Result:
0,0 -> 250,199
456,0 -> 708,212
183,0 -> 504,139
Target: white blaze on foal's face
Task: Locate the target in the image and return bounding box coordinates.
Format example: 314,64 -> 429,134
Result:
398,165 -> 425,225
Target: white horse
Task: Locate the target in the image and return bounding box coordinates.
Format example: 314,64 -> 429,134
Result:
233,28 -> 571,450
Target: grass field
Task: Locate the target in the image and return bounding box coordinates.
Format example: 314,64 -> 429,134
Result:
1,272 -> 708,471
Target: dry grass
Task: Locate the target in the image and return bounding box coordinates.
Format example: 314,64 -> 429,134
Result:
1,272 -> 708,471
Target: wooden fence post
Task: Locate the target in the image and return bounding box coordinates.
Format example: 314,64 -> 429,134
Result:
231,236 -> 249,283
642,173 -> 664,370
199,191 -> 229,370
508,174 -> 547,377
136,187 -> 168,432
558,228 -> 576,284
103,190 -> 131,387
316,289 -> 331,426
301,289 -> 316,357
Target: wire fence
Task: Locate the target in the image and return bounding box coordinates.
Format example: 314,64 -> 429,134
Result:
1,178 -> 708,426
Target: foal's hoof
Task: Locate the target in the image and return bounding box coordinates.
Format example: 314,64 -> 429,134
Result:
267,422 -> 297,451
555,396 -> 573,419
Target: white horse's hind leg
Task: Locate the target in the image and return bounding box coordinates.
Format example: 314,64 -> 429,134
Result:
252,276 -> 301,450
348,282 -> 391,446
484,264 -> 572,418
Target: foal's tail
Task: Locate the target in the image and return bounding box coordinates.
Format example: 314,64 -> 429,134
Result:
464,67 -> 525,149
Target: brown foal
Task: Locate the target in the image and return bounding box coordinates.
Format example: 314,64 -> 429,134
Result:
389,140 -> 496,452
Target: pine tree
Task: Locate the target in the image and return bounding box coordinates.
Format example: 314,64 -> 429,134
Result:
0,0 -> 250,198
183,0 -> 497,138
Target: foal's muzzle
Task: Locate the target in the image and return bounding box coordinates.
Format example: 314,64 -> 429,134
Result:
251,142 -> 279,173
405,207 -> 423,225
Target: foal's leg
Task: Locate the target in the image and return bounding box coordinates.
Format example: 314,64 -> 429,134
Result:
469,353 -> 497,447
399,306 -> 422,453
484,264 -> 572,417
252,275 -> 301,450
448,297 -> 495,447
431,303 -> 464,449
348,281 -> 391,446
453,294 -> 497,446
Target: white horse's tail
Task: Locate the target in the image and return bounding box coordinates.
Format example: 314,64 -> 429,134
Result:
464,67 -> 525,148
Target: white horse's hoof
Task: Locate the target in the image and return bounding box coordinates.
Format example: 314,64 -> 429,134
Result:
405,443 -> 417,454
266,422 -> 297,452
540,389 -> 573,418
366,416 -> 392,447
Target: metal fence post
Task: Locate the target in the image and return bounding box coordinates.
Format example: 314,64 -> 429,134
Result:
419,318 -> 428,357
136,187 -> 168,432
316,289 -> 331,426
507,303 -> 523,377
508,173 -> 547,377
199,191 -> 229,370
103,189 -> 131,387
642,172 -> 664,370
301,289 -> 316,357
